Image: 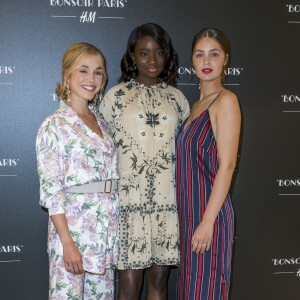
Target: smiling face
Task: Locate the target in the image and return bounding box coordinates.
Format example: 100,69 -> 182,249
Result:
68,54 -> 103,103
192,36 -> 228,83
132,35 -> 165,86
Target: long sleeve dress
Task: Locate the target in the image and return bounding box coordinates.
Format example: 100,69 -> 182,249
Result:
36,101 -> 119,275
100,79 -> 190,269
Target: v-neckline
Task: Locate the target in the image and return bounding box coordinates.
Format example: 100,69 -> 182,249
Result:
73,108 -> 104,140
82,120 -> 104,140
183,109 -> 209,132
182,90 -> 223,132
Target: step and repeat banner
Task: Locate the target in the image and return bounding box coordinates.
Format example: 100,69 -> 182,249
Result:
1,0 -> 299,299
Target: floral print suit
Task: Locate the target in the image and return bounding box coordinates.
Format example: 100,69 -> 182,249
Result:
36,101 -> 119,299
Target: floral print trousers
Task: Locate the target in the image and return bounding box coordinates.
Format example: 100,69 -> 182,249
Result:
49,257 -> 114,300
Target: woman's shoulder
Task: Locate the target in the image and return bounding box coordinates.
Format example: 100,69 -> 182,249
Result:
217,89 -> 238,104
214,89 -> 239,113
165,85 -> 189,105
163,84 -> 185,98
36,114 -> 59,144
104,81 -> 130,96
165,84 -> 182,94
38,103 -> 66,131
38,114 -> 57,136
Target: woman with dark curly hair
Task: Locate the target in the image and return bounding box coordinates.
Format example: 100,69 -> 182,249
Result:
100,23 -> 190,300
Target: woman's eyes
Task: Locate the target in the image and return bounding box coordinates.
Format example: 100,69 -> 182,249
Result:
79,69 -> 102,75
195,52 -> 219,58
139,51 -> 164,57
211,52 -> 219,57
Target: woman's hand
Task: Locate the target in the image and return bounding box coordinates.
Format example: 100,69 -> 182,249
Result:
50,214 -> 84,274
63,241 -> 84,274
192,222 -> 214,254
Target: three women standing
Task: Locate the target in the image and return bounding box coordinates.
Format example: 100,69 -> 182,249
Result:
100,23 -> 190,299
37,25 -> 239,300
176,28 -> 241,300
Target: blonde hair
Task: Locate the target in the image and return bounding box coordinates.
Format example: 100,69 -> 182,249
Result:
56,43 -> 107,103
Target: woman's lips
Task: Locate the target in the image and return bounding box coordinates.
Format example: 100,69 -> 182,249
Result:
202,68 -> 213,74
148,67 -> 158,73
82,85 -> 96,92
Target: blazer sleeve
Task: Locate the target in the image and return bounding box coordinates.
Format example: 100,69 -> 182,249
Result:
36,118 -> 65,216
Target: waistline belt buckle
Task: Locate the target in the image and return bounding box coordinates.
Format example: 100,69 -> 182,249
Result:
104,179 -> 113,193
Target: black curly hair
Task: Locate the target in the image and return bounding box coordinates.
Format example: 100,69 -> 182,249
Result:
118,23 -> 179,86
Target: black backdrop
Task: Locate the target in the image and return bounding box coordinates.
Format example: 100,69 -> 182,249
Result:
1,1 -> 300,299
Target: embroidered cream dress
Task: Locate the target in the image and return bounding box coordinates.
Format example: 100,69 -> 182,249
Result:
36,101 -> 119,275
100,79 -> 190,269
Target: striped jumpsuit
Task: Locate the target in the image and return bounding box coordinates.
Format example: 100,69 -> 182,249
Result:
176,104 -> 234,300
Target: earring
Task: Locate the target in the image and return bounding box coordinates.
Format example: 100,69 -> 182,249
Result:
65,82 -> 71,105
132,63 -> 136,70
92,91 -> 101,107
223,63 -> 227,75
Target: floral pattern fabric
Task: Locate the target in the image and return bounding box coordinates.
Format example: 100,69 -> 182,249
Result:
100,79 -> 190,269
49,257 -> 114,299
36,101 -> 119,274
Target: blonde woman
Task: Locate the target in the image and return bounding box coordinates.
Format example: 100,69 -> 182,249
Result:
36,43 -> 119,299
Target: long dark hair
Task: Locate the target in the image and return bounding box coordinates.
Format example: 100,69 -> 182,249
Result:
118,23 -> 179,86
192,28 -> 231,83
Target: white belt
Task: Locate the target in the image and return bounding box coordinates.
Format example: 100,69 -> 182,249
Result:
66,180 -> 117,194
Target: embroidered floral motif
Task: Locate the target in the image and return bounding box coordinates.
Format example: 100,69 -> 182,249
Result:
146,112 -> 160,127
100,79 -> 190,269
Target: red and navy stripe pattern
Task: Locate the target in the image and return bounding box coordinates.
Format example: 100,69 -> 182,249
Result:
176,109 -> 234,300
